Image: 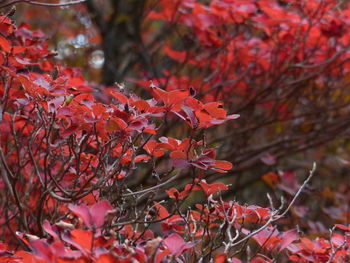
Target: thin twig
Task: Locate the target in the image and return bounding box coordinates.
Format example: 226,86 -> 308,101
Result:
326,227 -> 348,263
279,162 -> 316,217
123,173 -> 180,197
0,0 -> 86,9
230,163 -> 316,248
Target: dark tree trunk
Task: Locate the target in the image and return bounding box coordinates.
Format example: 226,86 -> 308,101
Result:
85,0 -> 147,85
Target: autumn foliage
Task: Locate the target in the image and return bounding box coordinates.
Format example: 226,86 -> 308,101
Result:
0,1 -> 350,263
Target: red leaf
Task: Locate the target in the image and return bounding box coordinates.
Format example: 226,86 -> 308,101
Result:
212,160 -> 233,172
134,154 -> 150,162
96,254 -> 118,263
155,249 -> 171,263
250,256 -> 272,263
144,140 -> 165,157
214,254 -> 228,263
164,46 -> 186,63
143,128 -> 157,134
151,84 -> 189,111
106,117 -> 127,131
195,109 -> 212,128
262,172 -> 280,188
0,16 -> 14,36
300,237 -> 314,252
61,124 -> 79,138
153,202 -> 169,219
166,188 -> 180,199
335,224 -> 350,231
17,74 -> 32,90
62,229 -> 93,254
14,251 -> 38,263
0,35 -> 11,52
109,90 -> 128,104
198,180 -> 228,195
203,102 -> 227,119
169,150 -> 186,159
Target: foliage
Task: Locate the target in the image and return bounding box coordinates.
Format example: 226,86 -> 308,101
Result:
0,1 -> 349,263
11,0 -> 350,200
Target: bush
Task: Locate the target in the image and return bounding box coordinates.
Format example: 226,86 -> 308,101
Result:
0,2 -> 349,263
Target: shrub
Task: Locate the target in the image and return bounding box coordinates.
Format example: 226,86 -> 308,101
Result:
0,3 -> 349,263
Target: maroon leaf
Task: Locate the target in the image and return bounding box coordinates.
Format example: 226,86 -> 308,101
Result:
172,158 -> 190,169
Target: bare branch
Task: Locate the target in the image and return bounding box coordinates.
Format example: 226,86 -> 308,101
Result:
0,0 -> 86,9
123,172 -> 181,197
229,163 -> 316,249
326,227 -> 348,263
279,162 -> 316,217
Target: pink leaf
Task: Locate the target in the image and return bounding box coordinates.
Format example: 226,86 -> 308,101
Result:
42,220 -> 59,240
30,240 -> 54,262
69,201 -> 112,230
260,153 -> 276,165
89,201 -> 113,229
279,229 -> 297,252
68,203 -> 93,230
163,233 -> 195,256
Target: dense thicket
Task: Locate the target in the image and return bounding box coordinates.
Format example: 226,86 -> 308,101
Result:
0,1 -> 349,262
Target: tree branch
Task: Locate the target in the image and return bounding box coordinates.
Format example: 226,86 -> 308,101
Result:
0,0 -> 86,9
